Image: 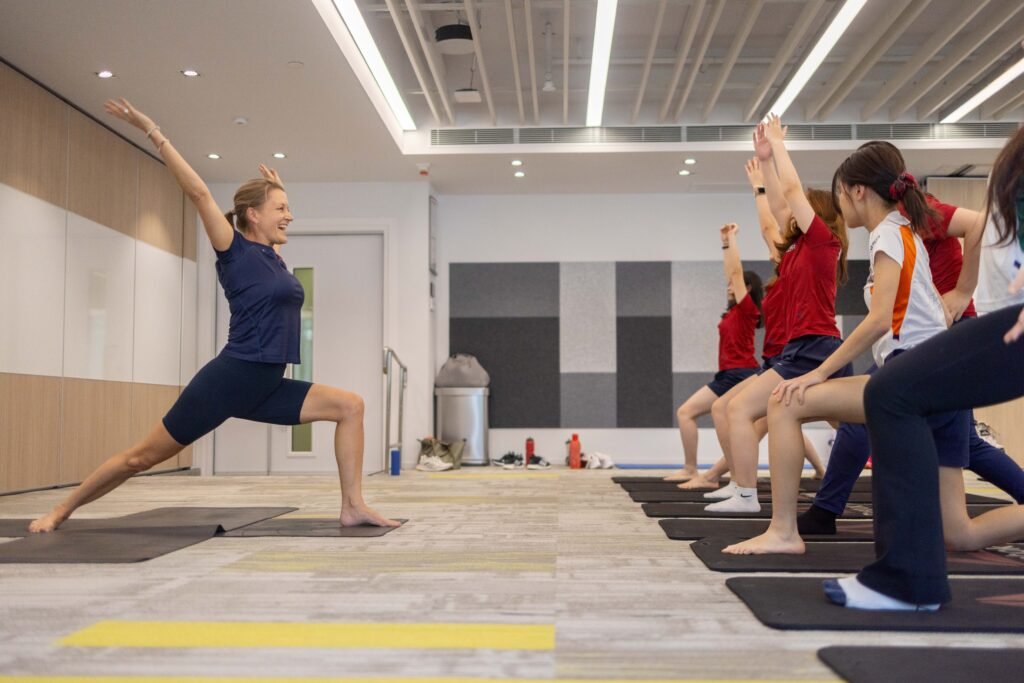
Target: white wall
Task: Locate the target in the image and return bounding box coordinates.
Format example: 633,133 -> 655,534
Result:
199,181 -> 433,470
435,192 -> 870,467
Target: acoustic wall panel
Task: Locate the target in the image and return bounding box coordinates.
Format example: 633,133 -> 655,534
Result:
449,317 -> 560,428
450,263 -> 559,317
561,373 -> 617,428
617,316 -> 673,428
0,184 -> 67,377
671,261 -> 730,373
616,262 -> 671,317
837,259 -> 870,316
673,373 -> 718,428
133,241 -> 183,386
559,262 -> 616,373
63,213 -> 136,382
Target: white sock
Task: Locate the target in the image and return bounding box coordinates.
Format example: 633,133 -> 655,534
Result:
704,486 -> 760,512
703,481 -> 737,500
823,577 -> 940,612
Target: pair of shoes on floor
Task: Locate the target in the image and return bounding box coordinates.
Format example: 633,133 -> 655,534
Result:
589,452 -> 615,469
415,454 -> 453,472
491,452 -> 522,469
526,455 -> 551,470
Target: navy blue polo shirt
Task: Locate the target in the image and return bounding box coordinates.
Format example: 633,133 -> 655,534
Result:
215,231 -> 304,364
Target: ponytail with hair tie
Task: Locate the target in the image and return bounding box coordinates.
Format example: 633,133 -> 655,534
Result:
224,210 -> 236,229
889,171 -> 917,201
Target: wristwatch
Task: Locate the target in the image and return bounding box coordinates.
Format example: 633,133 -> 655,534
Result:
753,186 -> 766,196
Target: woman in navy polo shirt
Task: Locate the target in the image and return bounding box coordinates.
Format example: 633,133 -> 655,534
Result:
29,98 -> 398,533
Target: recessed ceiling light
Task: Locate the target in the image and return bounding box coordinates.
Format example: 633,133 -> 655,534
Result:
273,152 -> 287,159
181,69 -> 200,77
514,171 -> 526,178
678,169 -> 691,176
511,160 -> 523,167
96,70 -> 114,79
207,153 -> 221,160
684,158 -> 696,165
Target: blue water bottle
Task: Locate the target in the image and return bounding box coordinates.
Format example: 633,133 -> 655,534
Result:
389,448 -> 401,476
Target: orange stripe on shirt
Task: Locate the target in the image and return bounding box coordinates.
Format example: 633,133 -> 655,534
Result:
891,225 -> 917,338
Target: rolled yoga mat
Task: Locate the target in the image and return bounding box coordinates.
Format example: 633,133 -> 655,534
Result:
659,518 -> 877,542
818,646 -> 1024,683
727,576 -> 1024,633
693,536 -> 1024,575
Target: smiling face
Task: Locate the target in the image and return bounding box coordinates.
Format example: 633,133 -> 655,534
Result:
245,188 -> 292,246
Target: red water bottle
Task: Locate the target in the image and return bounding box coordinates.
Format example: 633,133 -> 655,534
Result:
569,434 -> 581,470
525,437 -> 534,469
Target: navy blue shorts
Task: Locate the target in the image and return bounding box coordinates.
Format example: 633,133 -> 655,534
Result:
760,354 -> 781,372
707,367 -> 759,397
163,352 -> 313,445
886,349 -> 970,468
770,334 -> 854,381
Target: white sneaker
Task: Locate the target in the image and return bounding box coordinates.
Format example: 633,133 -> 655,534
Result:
975,420 -> 1004,450
415,455 -> 453,472
585,453 -> 603,469
592,451 -> 616,469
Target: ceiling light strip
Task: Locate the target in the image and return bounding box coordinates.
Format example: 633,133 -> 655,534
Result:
766,0 -> 867,119
585,0 -> 619,127
941,55 -> 1024,124
325,0 -> 415,130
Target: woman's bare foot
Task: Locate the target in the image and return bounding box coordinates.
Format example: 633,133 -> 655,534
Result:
722,528 -> 805,555
663,467 -> 697,482
340,504 -> 401,528
678,474 -> 719,491
28,505 -> 70,533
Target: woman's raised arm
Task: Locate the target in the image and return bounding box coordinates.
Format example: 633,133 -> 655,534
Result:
104,98 -> 234,251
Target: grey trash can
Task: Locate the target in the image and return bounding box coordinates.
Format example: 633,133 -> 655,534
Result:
435,387 -> 489,466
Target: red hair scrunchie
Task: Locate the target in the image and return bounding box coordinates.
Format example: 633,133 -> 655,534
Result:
889,171 -> 918,200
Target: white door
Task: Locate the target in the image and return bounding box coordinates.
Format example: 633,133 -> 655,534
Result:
213,233 -> 384,476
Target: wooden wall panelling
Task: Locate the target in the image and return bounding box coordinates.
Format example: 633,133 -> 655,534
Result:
129,383 -> 183,472
138,155 -> 183,256
0,63 -> 68,208
67,109 -> 138,238
183,200 -> 198,262
0,373 -> 61,493
60,378 -> 133,484
927,177 -> 987,212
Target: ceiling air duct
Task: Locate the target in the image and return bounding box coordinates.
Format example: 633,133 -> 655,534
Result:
435,23 -> 474,55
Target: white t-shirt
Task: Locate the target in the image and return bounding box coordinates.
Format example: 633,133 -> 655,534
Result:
974,212 -> 1024,315
864,211 -> 948,366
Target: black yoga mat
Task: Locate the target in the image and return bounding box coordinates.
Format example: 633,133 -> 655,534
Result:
819,646 -> 1024,683
617,477 -> 875,494
628,487 -> 1007,505
0,525 -> 221,563
0,507 -> 296,563
642,501 -> 873,519
659,518 -> 877,542
727,576 -> 1024,633
222,518 -> 407,537
693,537 -> 1024,575
0,506 -> 297,538
642,502 -> 1006,520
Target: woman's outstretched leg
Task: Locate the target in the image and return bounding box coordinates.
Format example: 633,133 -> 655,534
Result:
299,384 -> 399,527
29,423 -> 183,532
666,386 -> 718,481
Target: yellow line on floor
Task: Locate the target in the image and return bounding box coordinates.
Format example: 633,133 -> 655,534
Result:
59,622 -> 554,651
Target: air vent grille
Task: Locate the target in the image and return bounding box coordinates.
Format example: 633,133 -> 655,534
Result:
431,128 -> 514,145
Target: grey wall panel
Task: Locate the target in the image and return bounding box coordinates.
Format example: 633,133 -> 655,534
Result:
837,259 -> 870,315
561,373 -> 617,428
840,314 -> 876,375
671,261 -> 727,373
616,262 -> 671,317
450,263 -> 559,318
560,262 -> 617,373
617,316 -> 673,427
449,317 -> 560,428
673,373 -> 717,429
